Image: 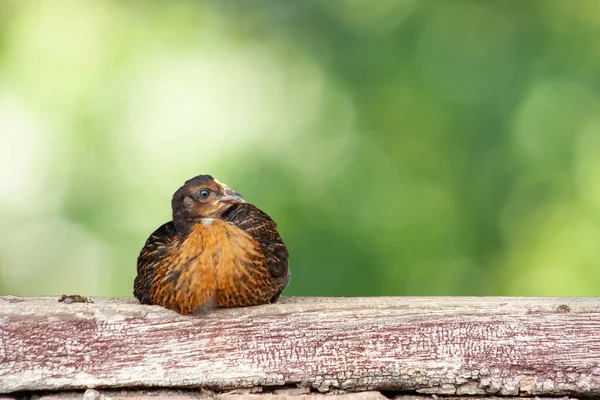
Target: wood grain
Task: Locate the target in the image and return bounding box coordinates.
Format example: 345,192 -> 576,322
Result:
0,390 -> 583,400
0,296 -> 599,396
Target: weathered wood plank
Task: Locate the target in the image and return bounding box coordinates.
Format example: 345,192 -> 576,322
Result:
3,389 -> 584,400
0,393 -> 586,400
1,296 -> 599,396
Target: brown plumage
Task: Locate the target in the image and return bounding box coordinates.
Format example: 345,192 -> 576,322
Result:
133,174 -> 290,315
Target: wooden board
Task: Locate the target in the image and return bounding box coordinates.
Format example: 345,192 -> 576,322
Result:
1,296 -> 599,397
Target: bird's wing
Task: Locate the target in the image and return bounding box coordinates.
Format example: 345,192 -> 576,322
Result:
222,203 -> 290,301
133,221 -> 179,305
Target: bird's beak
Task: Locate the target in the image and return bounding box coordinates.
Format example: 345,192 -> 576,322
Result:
219,191 -> 245,204
215,179 -> 245,203
215,179 -> 245,204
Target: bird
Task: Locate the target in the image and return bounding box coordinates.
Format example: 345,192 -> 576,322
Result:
133,174 -> 290,315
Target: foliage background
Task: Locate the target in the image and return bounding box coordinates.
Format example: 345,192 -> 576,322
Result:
1,0 -> 599,297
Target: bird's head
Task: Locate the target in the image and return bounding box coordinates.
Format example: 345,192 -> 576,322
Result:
171,174 -> 245,235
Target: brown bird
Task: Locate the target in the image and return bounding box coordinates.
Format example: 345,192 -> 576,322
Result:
133,175 -> 290,315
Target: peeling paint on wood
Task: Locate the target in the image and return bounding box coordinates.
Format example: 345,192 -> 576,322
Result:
1,392 -> 585,400
0,296 -> 599,396
0,393 -> 586,400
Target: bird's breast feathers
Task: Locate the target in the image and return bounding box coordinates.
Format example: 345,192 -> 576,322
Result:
148,219 -> 274,314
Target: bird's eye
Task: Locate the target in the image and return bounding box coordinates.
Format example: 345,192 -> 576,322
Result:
197,189 -> 211,200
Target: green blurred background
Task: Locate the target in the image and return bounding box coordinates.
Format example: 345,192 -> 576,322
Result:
0,0 -> 599,298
